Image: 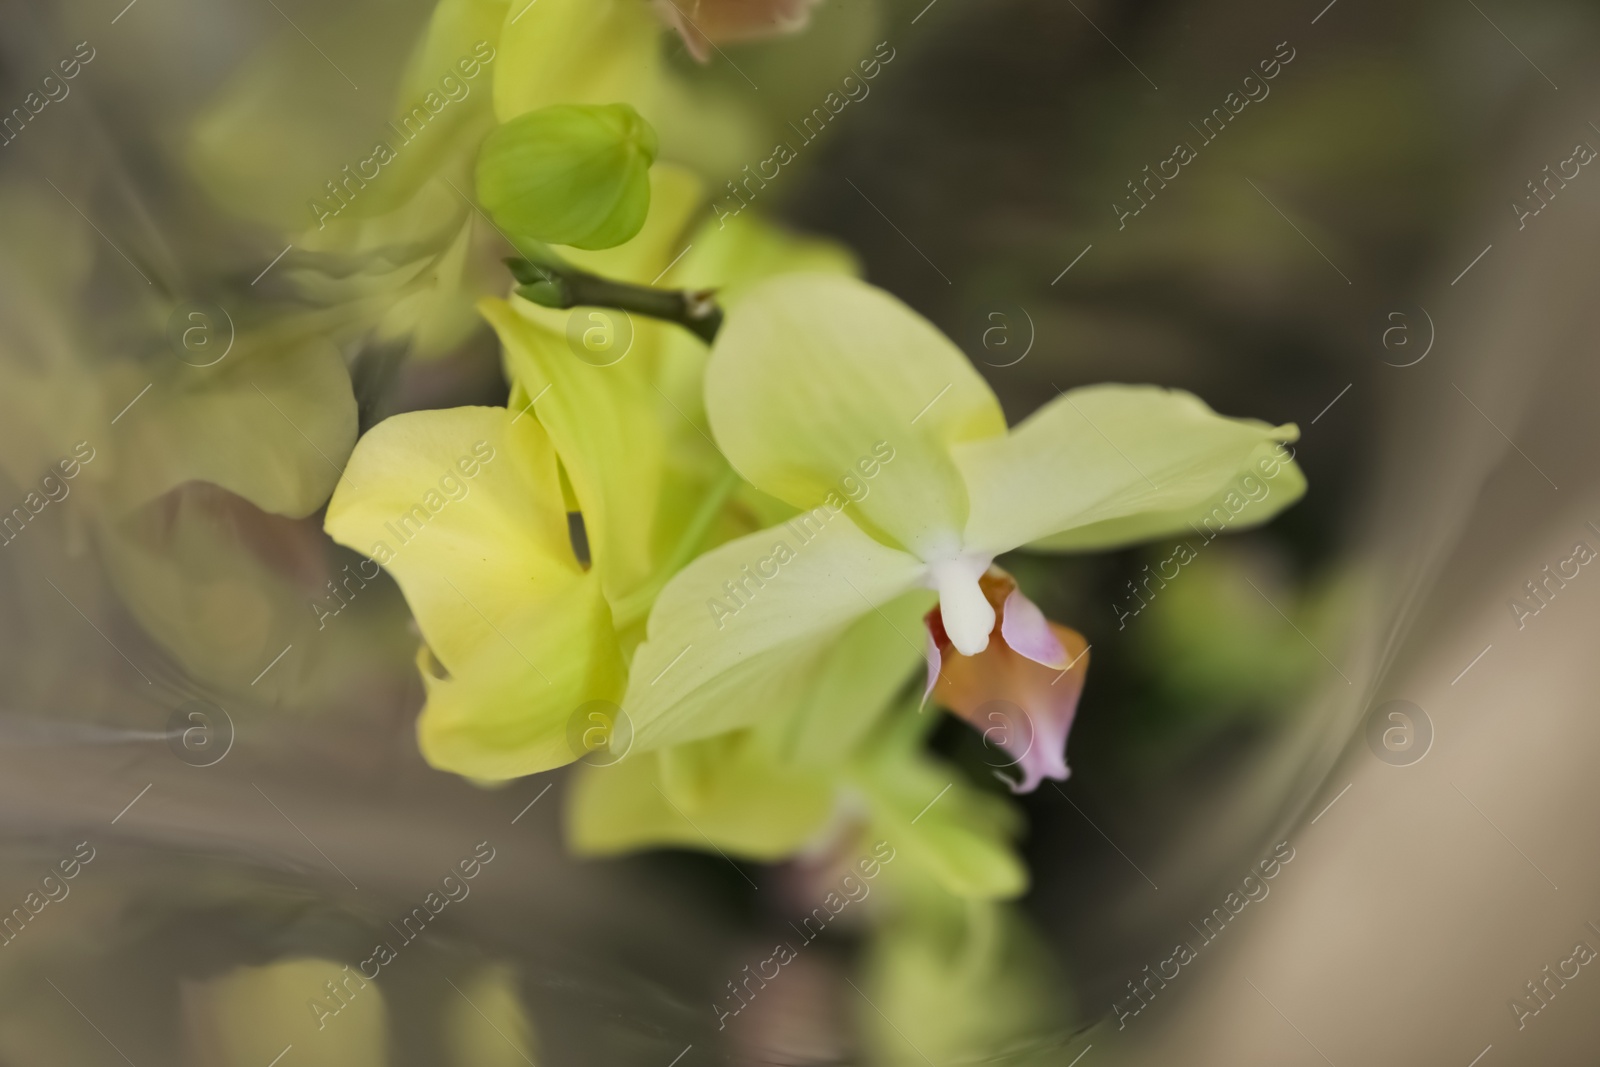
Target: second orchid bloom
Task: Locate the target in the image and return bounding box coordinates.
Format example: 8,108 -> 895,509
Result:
326,265 -> 1304,898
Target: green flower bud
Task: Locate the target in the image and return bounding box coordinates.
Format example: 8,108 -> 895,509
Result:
475,103 -> 659,251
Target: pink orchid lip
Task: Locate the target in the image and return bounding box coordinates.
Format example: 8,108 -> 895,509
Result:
924,567 -> 1090,794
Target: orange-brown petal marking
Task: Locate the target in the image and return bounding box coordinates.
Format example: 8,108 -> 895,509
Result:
925,568 -> 1090,793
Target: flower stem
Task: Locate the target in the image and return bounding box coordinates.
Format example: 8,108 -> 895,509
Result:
506,256 -> 723,345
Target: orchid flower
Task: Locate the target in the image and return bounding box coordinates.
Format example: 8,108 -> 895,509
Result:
621,273 -> 1305,795
324,173 -> 857,778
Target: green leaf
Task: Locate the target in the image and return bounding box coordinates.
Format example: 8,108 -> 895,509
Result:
476,103 -> 658,250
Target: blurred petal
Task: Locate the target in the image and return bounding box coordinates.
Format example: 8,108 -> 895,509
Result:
493,0 -> 661,121
111,333 -> 357,518
706,274 -> 1006,556
652,0 -> 825,62
197,958 -> 389,1066
366,0 -> 509,214
667,208 -> 859,297
98,486 -> 322,692
625,515 -> 925,751
290,182 -> 499,360
853,713 -> 1027,899
186,11 -> 419,228
860,900 -> 1064,1067
954,384 -> 1302,555
757,587 -> 935,767
567,732 -> 835,859
443,965 -> 540,1067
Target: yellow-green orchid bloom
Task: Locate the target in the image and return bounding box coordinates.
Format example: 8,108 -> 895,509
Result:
623,273 -> 1306,796
325,177 -> 857,779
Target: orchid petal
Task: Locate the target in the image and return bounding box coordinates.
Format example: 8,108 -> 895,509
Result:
414,571 -> 624,779
1029,437 -> 1308,552
624,514 -> 926,752
705,274 -> 1007,558
652,0 -> 823,62
481,295 -> 665,600
567,732 -> 834,860
493,0 -> 661,122
854,712 -> 1028,899
112,334 -> 356,519
359,0 -> 509,216
953,384 -> 1303,556
652,208 -> 861,447
759,588 -> 936,767
999,587 -> 1068,668
922,628 -> 942,709
325,407 -> 624,778
933,613 -> 1089,795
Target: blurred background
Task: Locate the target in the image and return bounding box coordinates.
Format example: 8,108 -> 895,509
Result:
3,0 -> 1600,1062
